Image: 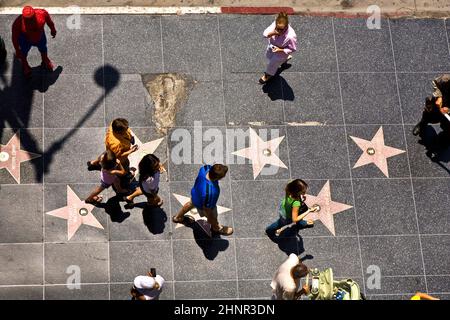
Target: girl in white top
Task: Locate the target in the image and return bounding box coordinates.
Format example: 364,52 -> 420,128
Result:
124,154 -> 165,207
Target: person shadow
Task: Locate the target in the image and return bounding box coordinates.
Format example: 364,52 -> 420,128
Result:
182,219 -> 230,260
261,63 -> 294,102
266,225 -> 308,256
140,204 -> 167,235
96,195 -> 131,223
418,125 -> 450,175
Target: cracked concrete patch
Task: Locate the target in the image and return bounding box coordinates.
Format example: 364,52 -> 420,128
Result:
141,73 -> 195,135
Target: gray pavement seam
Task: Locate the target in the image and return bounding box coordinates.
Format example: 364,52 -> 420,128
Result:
331,16 -> 367,296
388,18 -> 429,293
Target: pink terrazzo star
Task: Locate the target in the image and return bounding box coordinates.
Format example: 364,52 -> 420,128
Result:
45,186 -> 104,240
0,130 -> 41,184
304,181 -> 353,236
350,126 -> 405,178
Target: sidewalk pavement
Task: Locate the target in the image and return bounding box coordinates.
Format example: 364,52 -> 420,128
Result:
0,0 -> 450,18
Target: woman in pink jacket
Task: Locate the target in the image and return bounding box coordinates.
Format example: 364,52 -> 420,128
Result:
260,12 -> 297,84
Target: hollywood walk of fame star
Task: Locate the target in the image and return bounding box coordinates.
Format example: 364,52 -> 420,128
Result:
231,128 -> 287,179
128,130 -> 165,177
304,181 -> 353,236
172,193 -> 232,236
349,126 -> 405,178
0,130 -> 41,184
45,186 -> 104,240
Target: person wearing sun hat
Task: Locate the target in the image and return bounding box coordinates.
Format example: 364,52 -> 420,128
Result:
130,272 -> 165,300
11,6 -> 57,77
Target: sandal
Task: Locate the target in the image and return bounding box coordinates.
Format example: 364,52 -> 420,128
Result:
172,215 -> 195,224
212,225 -> 234,236
85,195 -> 103,204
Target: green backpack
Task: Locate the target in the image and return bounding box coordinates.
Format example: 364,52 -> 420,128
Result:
305,268 -> 365,300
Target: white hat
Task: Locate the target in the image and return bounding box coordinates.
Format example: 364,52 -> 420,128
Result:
134,276 -> 156,289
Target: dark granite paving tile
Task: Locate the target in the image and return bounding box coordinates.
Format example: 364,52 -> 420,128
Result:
231,179 -> 287,239
110,282 -> 174,300
227,126 -> 290,181
110,240 -> 173,282
0,244 -> 43,285
286,126 -> 350,179
174,281 -> 237,299
347,125 -> 409,178
0,286 -> 43,300
282,73 -> 342,125
427,276 -> 450,293
0,128 -> 43,184
287,16 -> 337,72
413,178 -> 450,234
390,19 -> 450,72
238,280 -> 272,299
334,18 -> 394,72
365,276 -> 426,295
340,73 -> 402,125
103,15 -> 163,74
301,237 -> 362,278
360,236 -> 424,276
236,238 -> 300,280
169,181 -> 233,240
44,284 -> 109,300
174,76 -> 226,127
46,15 -> 102,75
0,185 -> 43,243
223,73 -> 284,125
421,235 -> 450,275
44,183 -> 109,242
218,15 -> 274,75
396,72 -> 443,125
104,74 -> 153,128
44,74 -> 105,128
404,124 -> 450,177
353,179 -> 418,235
44,242 -> 108,284
172,239 -> 237,281
0,73 -> 44,129
43,128 -> 105,184
161,16 -> 221,79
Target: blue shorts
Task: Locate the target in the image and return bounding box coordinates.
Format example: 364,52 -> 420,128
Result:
19,32 -> 47,56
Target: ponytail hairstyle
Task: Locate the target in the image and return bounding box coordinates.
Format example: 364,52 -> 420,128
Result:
138,154 -> 160,183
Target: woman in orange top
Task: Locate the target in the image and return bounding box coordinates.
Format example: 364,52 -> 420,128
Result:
87,118 -> 138,171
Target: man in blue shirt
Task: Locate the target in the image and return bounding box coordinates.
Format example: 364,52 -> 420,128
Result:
172,164 -> 233,236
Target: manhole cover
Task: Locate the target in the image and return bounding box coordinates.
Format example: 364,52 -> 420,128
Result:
0,151 -> 9,162
79,208 -> 89,216
366,147 -> 376,155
